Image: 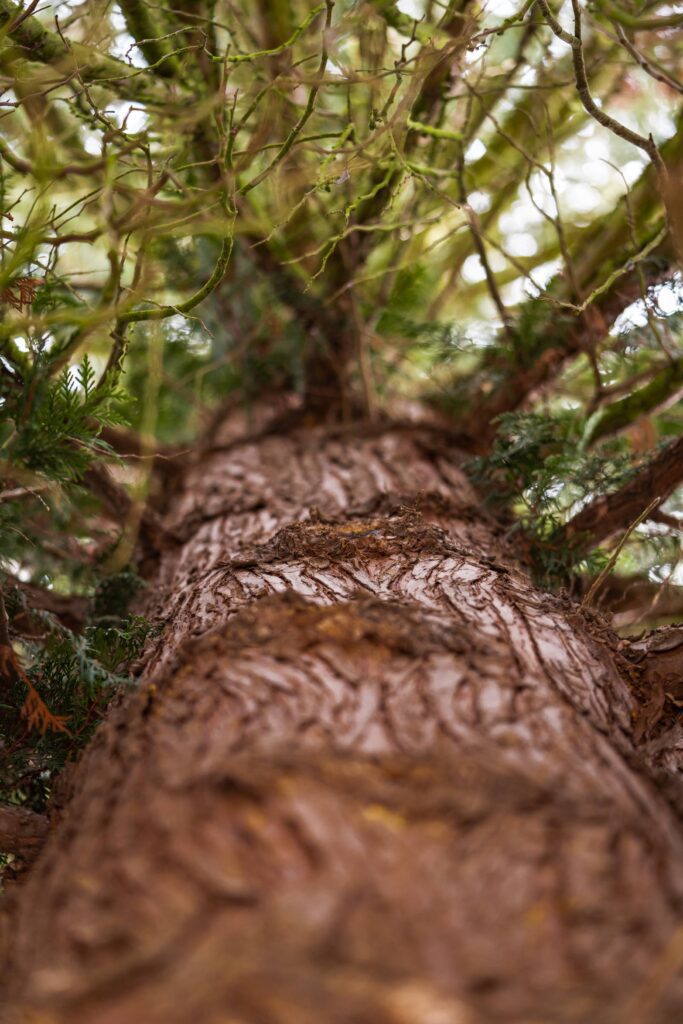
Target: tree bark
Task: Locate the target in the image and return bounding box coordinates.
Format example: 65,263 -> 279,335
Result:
3,417 -> 683,1023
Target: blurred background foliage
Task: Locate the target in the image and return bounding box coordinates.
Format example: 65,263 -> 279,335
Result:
0,0 -> 682,807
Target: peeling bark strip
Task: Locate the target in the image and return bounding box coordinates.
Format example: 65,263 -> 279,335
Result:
4,424 -> 683,1023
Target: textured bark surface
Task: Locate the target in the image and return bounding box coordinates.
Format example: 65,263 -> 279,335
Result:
0,807 -> 48,865
3,419 -> 683,1023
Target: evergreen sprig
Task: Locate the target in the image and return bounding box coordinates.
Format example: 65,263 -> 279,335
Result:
469,411 -> 638,583
0,577 -> 156,812
3,355 -> 129,484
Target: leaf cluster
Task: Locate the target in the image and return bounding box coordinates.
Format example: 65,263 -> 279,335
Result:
469,410 -> 638,583
2,355 -> 129,484
0,573 -> 155,812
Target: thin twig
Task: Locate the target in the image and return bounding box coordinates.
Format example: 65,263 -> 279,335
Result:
580,496 -> 661,610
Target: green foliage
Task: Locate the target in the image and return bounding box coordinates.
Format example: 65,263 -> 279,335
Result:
0,574 -> 156,813
377,266 -> 460,347
2,355 -> 130,483
374,263 -> 475,401
469,411 -> 638,584
376,266 -> 466,350
93,569 -> 145,622
34,614 -> 153,699
118,242 -> 310,442
31,279 -> 86,317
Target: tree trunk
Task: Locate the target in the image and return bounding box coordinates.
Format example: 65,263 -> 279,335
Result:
3,417 -> 683,1024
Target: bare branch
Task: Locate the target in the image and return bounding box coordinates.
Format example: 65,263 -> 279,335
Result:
535,0 -> 664,173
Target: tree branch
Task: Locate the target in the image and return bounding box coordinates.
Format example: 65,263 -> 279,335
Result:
118,0 -> 180,79
594,0 -> 683,31
458,230 -> 673,450
584,358 -> 683,445
563,436 -> 683,554
4,577 -> 89,634
536,0 -> 664,172
0,0 -> 168,101
238,1 -> 333,196
587,573 -> 683,624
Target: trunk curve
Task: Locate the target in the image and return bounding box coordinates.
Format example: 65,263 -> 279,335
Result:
3,422 -> 683,1023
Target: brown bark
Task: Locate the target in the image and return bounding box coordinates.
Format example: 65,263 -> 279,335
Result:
0,806 -> 48,865
3,420 -> 683,1023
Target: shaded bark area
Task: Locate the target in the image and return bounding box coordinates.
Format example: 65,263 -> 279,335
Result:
0,807 -> 48,866
3,422 -> 683,1023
